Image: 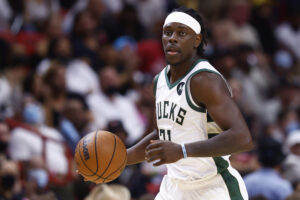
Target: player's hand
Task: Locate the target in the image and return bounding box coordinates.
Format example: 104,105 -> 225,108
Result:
145,140 -> 183,166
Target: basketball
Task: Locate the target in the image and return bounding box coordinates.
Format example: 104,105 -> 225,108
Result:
74,130 -> 127,184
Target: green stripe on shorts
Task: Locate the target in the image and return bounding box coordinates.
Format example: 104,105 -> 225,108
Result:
220,169 -> 244,200
213,157 -> 244,200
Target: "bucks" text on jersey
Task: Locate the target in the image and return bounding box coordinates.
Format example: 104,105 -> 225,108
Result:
156,101 -> 187,125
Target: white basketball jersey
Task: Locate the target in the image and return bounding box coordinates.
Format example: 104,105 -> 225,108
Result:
154,59 -> 232,181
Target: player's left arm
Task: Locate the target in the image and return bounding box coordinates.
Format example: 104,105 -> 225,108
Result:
185,72 -> 253,157
145,72 -> 253,166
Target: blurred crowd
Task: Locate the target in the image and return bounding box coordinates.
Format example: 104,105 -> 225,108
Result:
0,0 -> 300,199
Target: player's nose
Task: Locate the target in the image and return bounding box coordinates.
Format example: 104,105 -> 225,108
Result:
168,32 -> 178,43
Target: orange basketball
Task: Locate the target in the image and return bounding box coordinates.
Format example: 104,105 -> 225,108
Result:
74,130 -> 127,184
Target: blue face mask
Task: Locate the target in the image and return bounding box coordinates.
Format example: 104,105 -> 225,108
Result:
274,50 -> 293,69
28,169 -> 49,188
286,121 -> 300,135
23,103 -> 44,125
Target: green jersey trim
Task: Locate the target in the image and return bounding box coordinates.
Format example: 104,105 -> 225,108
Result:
185,80 -> 206,112
153,72 -> 161,97
164,59 -> 207,90
207,113 -> 214,122
207,133 -> 219,139
185,69 -> 217,112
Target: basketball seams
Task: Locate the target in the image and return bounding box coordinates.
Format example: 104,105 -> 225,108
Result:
78,131 -> 103,178
92,135 -> 117,183
102,137 -> 127,180
76,131 -> 127,183
93,130 -> 99,173
103,153 -> 127,181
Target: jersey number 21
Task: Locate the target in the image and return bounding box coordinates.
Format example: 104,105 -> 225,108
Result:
159,129 -> 171,141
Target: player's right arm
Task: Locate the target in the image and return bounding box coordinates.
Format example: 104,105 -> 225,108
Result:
126,130 -> 158,165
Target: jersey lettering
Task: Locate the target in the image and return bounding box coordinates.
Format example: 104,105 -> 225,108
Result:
169,103 -> 177,121
157,102 -> 162,119
176,108 -> 187,125
163,101 -> 169,118
156,101 -> 187,126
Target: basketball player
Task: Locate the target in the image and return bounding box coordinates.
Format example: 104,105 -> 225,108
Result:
127,7 -> 253,200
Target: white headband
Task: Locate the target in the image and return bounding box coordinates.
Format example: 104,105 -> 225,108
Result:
163,12 -> 201,34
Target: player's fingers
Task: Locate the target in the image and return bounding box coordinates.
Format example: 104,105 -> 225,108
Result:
145,147 -> 163,158
150,140 -> 161,144
146,141 -> 163,151
146,154 -> 162,163
153,158 -> 165,166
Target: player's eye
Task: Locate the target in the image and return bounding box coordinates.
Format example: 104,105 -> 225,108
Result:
179,31 -> 186,36
164,30 -> 172,36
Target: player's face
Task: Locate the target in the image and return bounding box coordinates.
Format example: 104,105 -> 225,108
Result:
162,22 -> 198,66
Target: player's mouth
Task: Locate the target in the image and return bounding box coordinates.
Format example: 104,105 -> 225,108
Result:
167,50 -> 179,55
166,46 -> 180,56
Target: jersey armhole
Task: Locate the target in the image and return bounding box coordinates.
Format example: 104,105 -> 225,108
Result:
185,69 -> 208,113
185,69 -> 232,112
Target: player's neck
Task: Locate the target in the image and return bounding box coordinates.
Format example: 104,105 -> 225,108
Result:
169,55 -> 199,84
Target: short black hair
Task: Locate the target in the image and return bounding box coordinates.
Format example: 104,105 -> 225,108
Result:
258,137 -> 285,167
67,92 -> 89,110
172,7 -> 207,56
107,120 -> 128,136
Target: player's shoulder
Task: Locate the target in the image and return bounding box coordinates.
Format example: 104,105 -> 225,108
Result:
190,59 -> 223,82
190,71 -> 225,94
192,59 -> 218,73
189,64 -> 230,98
190,67 -> 222,85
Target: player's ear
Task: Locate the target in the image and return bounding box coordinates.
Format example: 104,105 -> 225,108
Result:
194,34 -> 202,48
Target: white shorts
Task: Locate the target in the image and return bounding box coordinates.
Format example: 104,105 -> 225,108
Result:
155,167 -> 248,200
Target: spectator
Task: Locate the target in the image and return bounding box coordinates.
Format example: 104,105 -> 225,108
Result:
42,62 -> 67,127
0,0 -> 12,30
286,193 -> 300,200
0,121 -> 10,161
87,66 -> 145,145
106,120 -> 128,145
87,0 -> 119,42
250,0 -> 278,55
244,137 -> 293,200
60,92 -> 94,152
118,4 -> 146,40
0,160 -> 23,200
275,1 -> 300,59
66,10 -> 101,95
8,101 -> 70,190
70,11 -> 100,69
129,0 -> 167,30
113,36 -> 140,95
84,184 -> 130,200
24,0 -> 60,27
0,74 -> 14,119
36,36 -> 73,75
0,44 -> 28,118
283,130 -> 300,185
